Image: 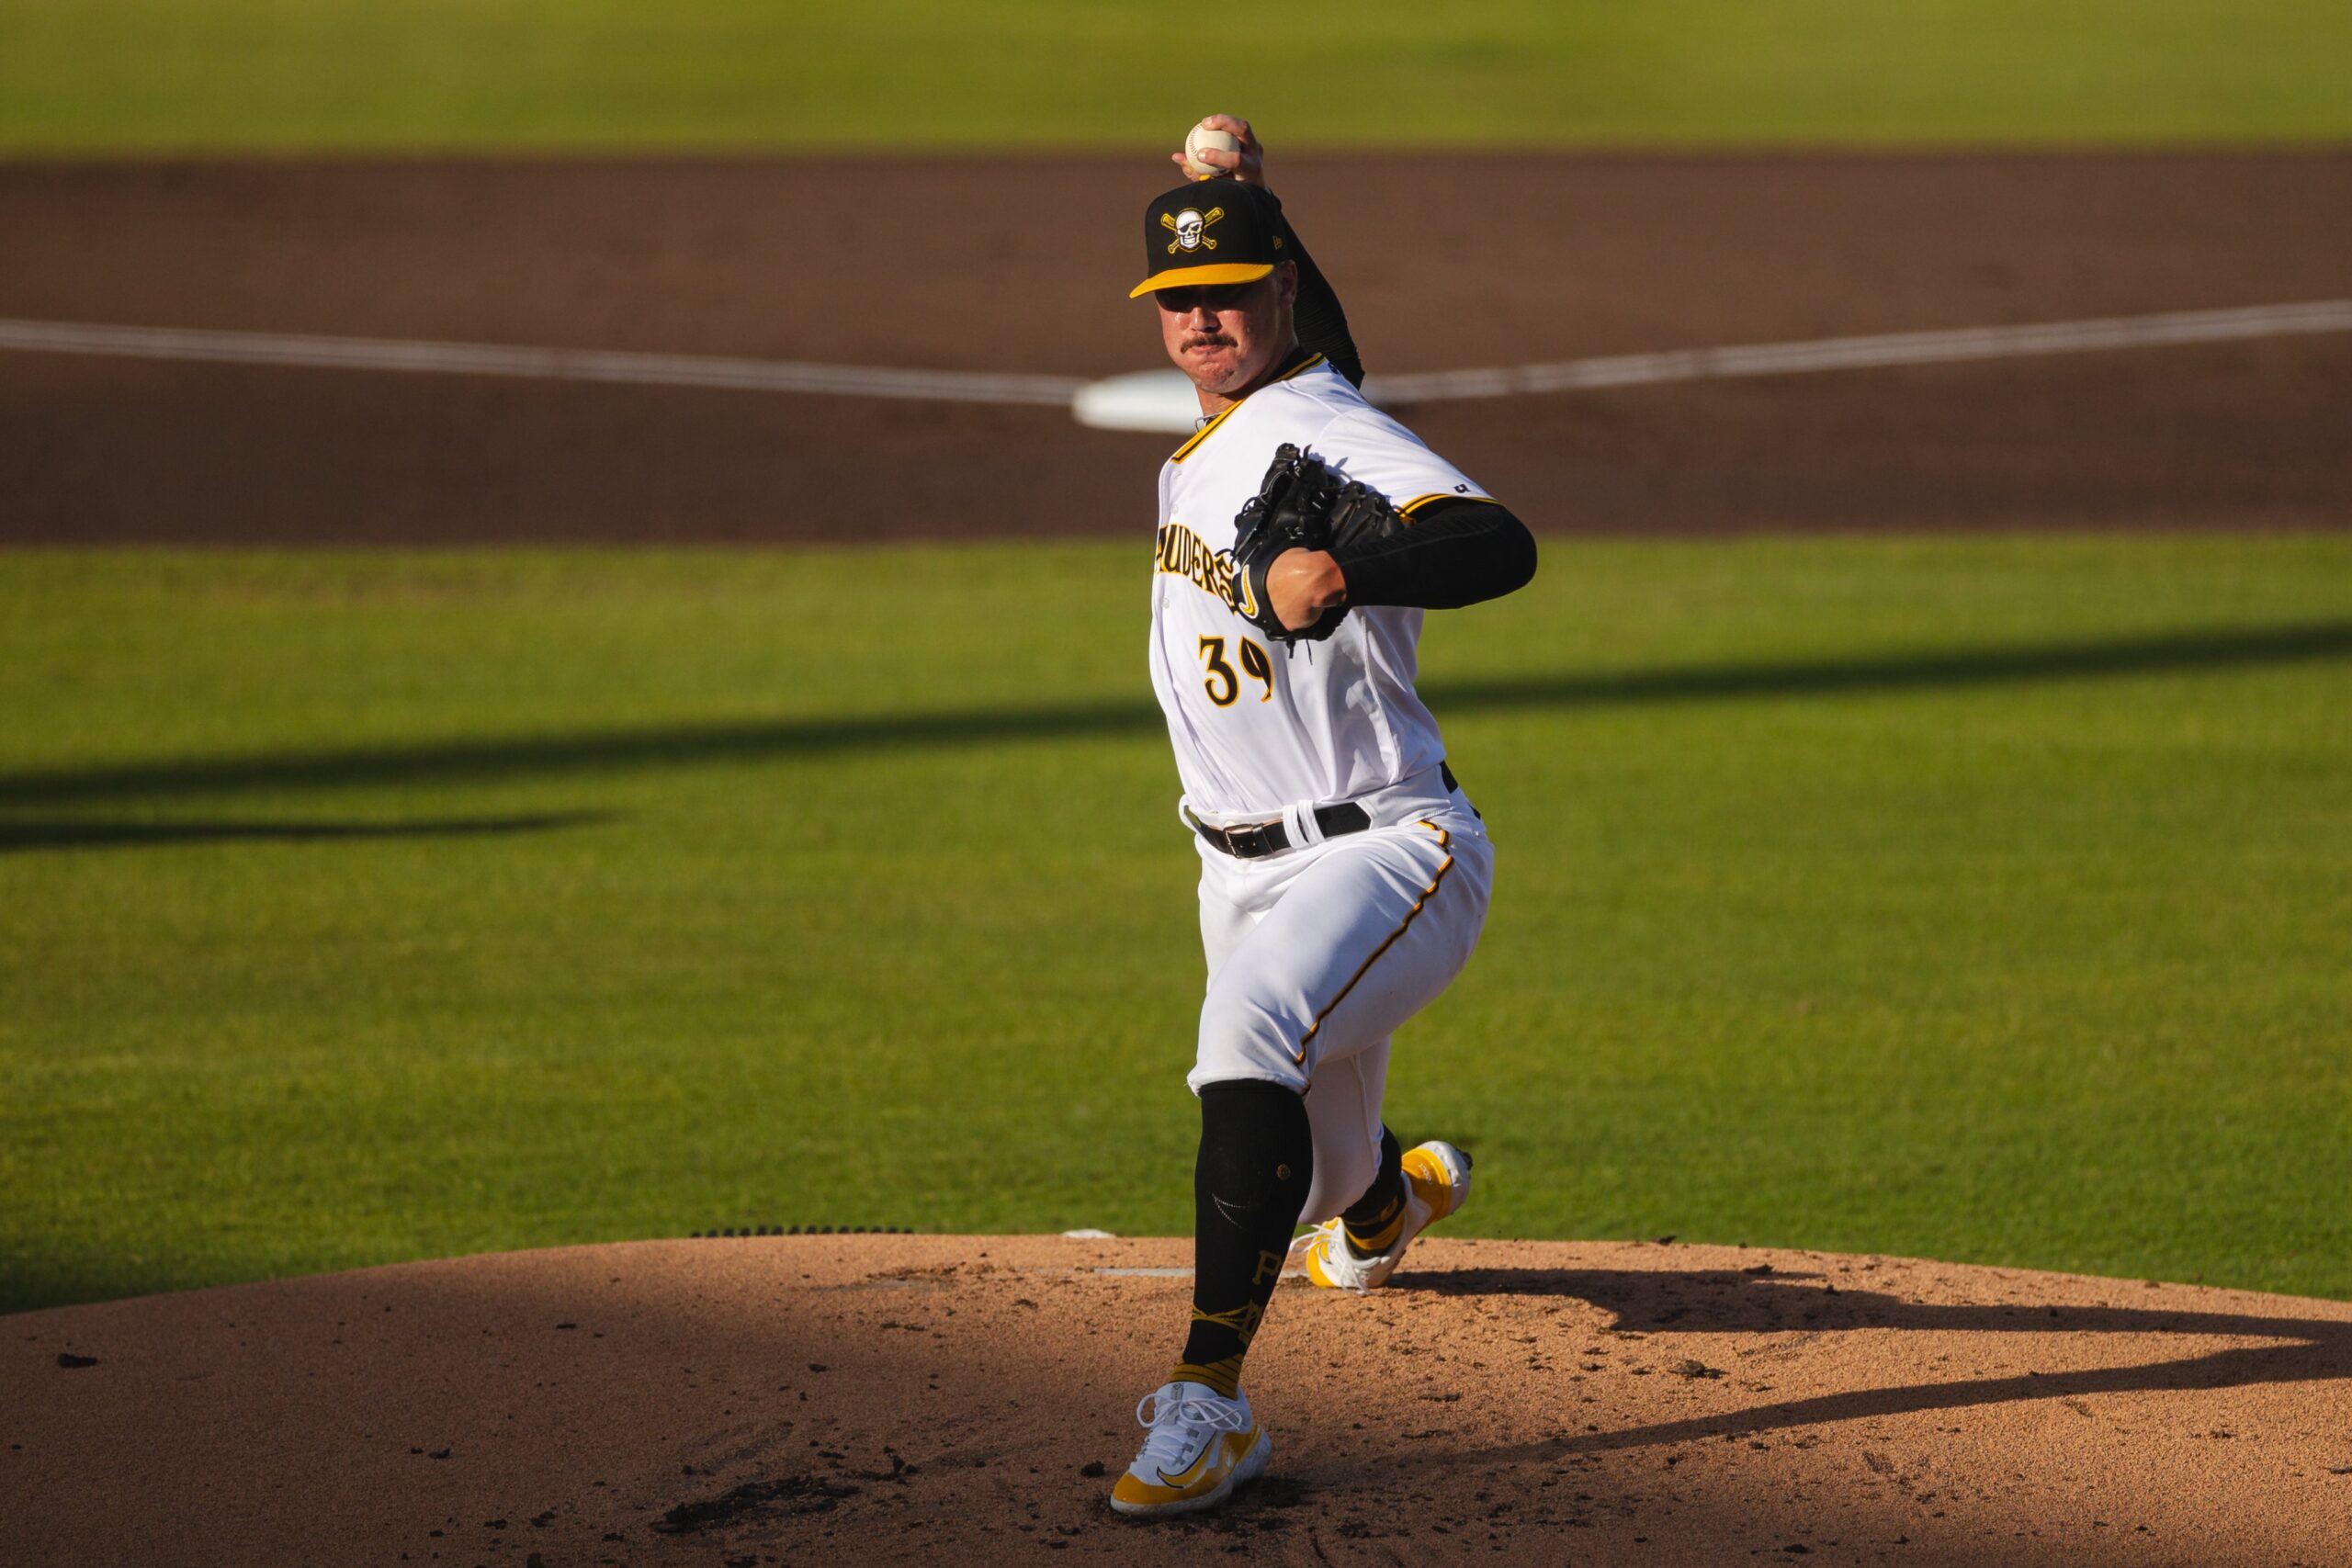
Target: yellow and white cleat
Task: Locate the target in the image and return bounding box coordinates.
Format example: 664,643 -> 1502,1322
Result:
1108,1380 -> 1272,1518
1287,1140 -> 1473,1292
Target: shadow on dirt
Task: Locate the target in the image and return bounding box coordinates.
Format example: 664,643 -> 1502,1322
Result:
5,619 -> 2346,808
1402,1262 -> 2352,1456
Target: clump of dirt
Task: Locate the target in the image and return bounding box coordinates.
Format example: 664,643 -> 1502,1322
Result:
651,1472 -> 860,1533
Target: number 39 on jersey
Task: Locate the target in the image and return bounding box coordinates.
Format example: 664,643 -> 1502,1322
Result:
1198,635 -> 1274,706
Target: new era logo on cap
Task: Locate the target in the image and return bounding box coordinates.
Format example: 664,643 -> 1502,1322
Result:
1131,181 -> 1288,299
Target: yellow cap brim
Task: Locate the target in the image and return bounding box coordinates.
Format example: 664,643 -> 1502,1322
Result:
1127,262 -> 1276,300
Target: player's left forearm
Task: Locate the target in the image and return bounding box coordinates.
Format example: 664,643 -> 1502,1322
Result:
1329,499 -> 1538,610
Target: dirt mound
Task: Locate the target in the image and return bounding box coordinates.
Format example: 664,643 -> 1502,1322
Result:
6,1235 -> 2350,1565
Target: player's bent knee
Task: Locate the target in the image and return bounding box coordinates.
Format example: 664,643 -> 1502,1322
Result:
1190,986 -> 1309,1094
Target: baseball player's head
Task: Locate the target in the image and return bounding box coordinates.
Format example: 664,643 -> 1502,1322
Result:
1131,181 -> 1298,400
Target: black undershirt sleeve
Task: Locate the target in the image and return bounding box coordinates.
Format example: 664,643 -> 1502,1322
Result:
1265,192 -> 1364,388
1329,498 -> 1539,610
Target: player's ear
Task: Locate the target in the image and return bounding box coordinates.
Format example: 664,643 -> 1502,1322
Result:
1272,260 -> 1300,310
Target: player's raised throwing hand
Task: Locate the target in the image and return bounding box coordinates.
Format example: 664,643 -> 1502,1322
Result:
1172,114 -> 1266,186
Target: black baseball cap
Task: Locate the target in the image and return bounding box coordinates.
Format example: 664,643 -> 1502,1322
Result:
1128,180 -> 1290,299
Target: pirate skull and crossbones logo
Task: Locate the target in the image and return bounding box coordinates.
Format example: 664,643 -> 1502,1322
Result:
1161,206 -> 1225,254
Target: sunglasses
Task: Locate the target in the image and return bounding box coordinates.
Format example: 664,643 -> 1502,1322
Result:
1152,281 -> 1266,314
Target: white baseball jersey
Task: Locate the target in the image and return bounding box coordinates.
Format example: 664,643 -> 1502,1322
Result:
1148,353 -> 1490,822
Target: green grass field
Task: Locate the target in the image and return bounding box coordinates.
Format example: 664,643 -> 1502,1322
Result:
3,536 -> 2347,1314
1,0 -> 2347,153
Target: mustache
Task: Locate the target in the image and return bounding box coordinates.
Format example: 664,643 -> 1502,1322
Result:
1182,333 -> 1235,351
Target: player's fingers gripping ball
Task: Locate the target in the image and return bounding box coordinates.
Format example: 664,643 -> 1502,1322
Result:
1227,444 -> 1405,643
1183,120 -> 1243,179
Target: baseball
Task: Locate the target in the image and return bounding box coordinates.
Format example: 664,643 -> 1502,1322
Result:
1182,121 -> 1240,179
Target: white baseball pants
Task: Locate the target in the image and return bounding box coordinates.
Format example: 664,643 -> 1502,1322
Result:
1187,767 -> 1494,1223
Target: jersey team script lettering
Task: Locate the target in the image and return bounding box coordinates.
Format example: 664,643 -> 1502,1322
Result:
1155,521 -> 1246,607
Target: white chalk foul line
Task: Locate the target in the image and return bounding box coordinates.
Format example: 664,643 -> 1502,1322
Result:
1365,299 -> 2352,403
1,299 -> 2346,412
0,317 -> 1087,407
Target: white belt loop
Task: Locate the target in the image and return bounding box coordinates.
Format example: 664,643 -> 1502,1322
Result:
1281,799 -> 1327,850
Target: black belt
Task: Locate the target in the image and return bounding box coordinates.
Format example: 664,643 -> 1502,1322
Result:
1193,802 -> 1370,859
1193,763 -> 1461,860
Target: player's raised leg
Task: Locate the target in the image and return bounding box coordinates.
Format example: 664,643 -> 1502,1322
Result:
1299,1038 -> 1390,1224
1287,1043 -> 1469,1289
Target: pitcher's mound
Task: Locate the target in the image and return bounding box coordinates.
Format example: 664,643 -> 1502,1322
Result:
8,1235 -> 2350,1566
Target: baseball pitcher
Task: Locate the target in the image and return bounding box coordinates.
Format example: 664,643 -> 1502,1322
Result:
1111,116 -> 1539,1517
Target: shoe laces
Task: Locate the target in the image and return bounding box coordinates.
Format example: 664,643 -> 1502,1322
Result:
1133,1385 -> 1248,1470
1299,1220 -> 1376,1291
1303,1183 -> 1433,1292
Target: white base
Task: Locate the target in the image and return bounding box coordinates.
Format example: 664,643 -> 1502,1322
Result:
1070,369 -> 1204,434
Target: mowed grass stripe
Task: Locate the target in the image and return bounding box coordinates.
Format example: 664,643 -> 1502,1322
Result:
6,618 -> 2351,807
1,0 -> 2347,152
1,536 -> 2346,1313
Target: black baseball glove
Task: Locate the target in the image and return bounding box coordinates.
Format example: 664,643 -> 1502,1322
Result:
1227,443 -> 1406,643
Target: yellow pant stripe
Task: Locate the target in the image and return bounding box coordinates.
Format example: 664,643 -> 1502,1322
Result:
1294,820 -> 1454,1063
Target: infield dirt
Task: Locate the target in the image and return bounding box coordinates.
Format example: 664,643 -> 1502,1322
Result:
9,1235 -> 2351,1566
2,150 -> 2347,545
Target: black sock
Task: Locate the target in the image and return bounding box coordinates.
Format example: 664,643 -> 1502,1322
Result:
1172,1080 -> 1313,1399
1340,1126 -> 1407,1258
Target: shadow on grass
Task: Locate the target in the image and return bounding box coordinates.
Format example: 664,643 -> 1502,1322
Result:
3,619 -> 2347,807
1400,1261 -> 2352,1457
0,811 -> 610,854
0,1257 -> 228,1317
